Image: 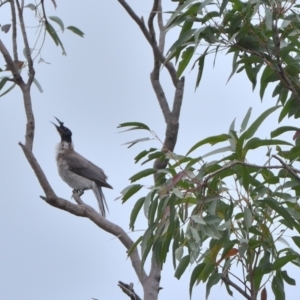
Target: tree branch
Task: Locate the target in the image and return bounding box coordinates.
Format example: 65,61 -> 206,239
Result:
221,273 -> 252,300
117,0 -> 178,86
272,155 -> 300,182
15,0 -> 35,85
118,281 -> 142,300
19,142 -> 148,285
10,0 -> 18,63
0,39 -> 23,82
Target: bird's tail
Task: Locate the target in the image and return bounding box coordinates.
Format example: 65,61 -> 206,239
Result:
92,183 -> 109,217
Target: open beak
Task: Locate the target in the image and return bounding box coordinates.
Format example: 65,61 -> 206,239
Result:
51,117 -> 64,132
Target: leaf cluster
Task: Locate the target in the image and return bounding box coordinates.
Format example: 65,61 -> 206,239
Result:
120,106 -> 300,299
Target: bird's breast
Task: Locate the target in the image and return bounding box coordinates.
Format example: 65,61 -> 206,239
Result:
57,157 -> 93,190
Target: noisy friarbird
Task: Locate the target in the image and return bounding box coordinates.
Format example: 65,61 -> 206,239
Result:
52,117 -> 112,216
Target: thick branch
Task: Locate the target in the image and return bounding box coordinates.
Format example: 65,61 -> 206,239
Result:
153,77 -> 185,171
19,143 -> 147,285
118,0 -> 178,86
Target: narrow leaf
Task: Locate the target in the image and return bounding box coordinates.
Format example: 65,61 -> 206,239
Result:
49,16 -> 64,32
33,77 -> 43,93
272,255 -> 299,270
240,107 -> 252,132
244,207 -> 252,230
66,26 -> 85,37
186,134 -> 231,155
271,126 -> 298,138
177,46 -> 194,78
129,197 -> 145,230
175,255 -> 190,279
243,106 -> 280,140
121,184 -> 143,202
118,122 -> 150,131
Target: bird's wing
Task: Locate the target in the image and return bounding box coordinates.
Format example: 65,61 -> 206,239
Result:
64,152 -> 113,189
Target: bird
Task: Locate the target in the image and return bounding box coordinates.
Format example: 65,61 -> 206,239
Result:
52,117 -> 112,217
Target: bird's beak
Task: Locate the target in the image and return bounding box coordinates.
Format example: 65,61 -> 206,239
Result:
51,117 -> 64,132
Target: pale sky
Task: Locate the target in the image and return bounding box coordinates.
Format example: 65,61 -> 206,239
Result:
0,1 -> 298,300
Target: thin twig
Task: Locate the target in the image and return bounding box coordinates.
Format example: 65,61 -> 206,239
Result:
272,155 -> 300,182
118,281 -> 142,300
221,273 -> 252,300
15,0 -> 35,85
10,0 -> 18,63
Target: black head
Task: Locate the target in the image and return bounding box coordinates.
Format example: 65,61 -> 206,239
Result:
52,117 -> 72,143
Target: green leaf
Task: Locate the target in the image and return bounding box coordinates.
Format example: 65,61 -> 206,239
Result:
244,138 -> 292,151
33,77 -> 43,93
129,197 -> 145,230
278,97 -> 297,122
186,134 -> 231,155
134,148 -> 157,164
272,271 -> 285,300
201,146 -> 232,159
121,184 -> 143,202
190,263 -> 206,297
177,46 -> 194,78
243,106 -> 280,140
122,137 -> 152,148
292,236 -> 300,249
265,7 -> 272,31
206,271 -> 221,299
141,223 -> 156,264
272,255 -> 299,270
195,52 -> 206,89
25,3 -> 36,10
220,0 -> 229,14
244,207 -> 252,230
165,0 -> 197,29
175,255 -> 190,279
129,168 -> 157,182
0,83 -> 16,97
127,236 -> 142,257
260,66 -> 278,100
118,122 -> 150,131
271,126 -> 298,138
281,270 -> 296,285
49,16 -> 64,32
66,26 -> 85,37
240,107 -> 252,132
227,50 -> 240,83
261,198 -> 294,229
45,21 -> 66,55
0,77 -> 8,90
167,29 -> 196,58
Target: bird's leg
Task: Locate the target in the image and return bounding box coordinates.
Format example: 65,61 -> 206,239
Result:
72,189 -> 85,205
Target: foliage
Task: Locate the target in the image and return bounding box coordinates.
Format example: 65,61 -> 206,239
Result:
120,106 -> 300,299
166,0 -> 300,124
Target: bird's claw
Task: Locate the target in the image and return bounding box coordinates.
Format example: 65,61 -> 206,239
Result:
73,189 -> 84,196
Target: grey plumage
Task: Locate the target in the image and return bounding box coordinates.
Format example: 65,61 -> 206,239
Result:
53,117 -> 112,216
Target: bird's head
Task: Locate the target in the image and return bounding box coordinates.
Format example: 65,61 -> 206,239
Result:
52,117 -> 72,143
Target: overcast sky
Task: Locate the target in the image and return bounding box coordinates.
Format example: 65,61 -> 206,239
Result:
0,1 -> 299,300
